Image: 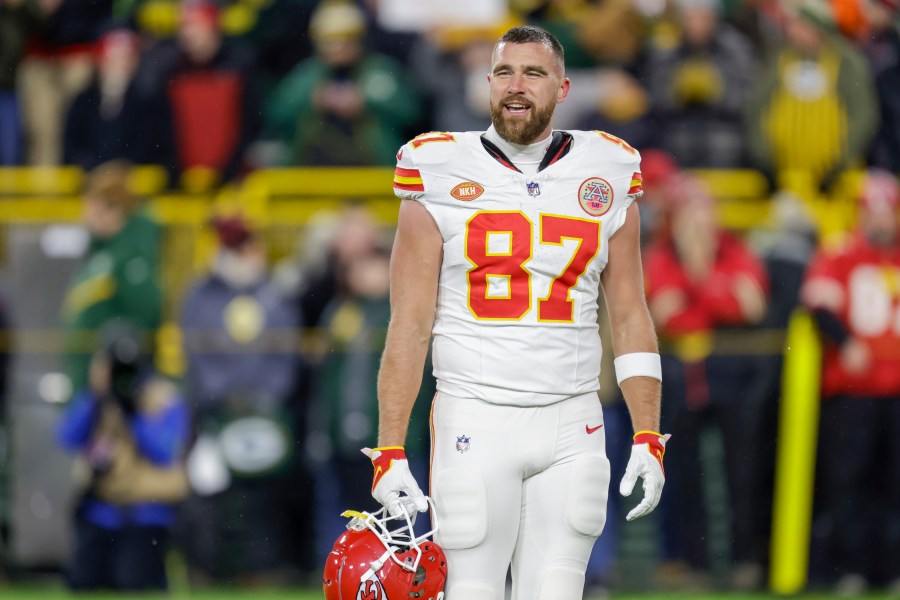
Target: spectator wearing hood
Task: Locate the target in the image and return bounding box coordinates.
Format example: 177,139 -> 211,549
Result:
64,26 -> 176,177
264,0 -> 421,166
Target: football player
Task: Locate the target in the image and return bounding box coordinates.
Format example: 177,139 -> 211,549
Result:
367,25 -> 669,600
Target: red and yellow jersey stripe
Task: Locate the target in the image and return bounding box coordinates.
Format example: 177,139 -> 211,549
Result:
628,171 -> 643,196
393,166 -> 424,192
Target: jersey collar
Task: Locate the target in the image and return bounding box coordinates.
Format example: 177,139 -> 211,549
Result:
480,130 -> 574,174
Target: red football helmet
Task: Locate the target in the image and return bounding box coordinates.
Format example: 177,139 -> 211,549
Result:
323,500 -> 447,600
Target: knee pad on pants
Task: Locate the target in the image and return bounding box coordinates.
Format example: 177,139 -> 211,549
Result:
536,566 -> 586,600
446,581 -> 501,600
434,467 -> 488,549
565,456 -> 610,537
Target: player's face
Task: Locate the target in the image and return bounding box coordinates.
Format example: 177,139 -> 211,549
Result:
488,42 -> 569,145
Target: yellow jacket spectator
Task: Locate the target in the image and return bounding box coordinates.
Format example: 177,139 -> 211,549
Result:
746,0 -> 878,188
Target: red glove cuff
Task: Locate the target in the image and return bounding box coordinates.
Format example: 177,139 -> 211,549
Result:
370,446 -> 406,492
633,431 -> 668,473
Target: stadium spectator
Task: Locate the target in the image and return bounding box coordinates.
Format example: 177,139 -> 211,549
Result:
643,174 -> 769,586
523,0 -> 644,68
0,0 -> 43,165
574,68 -> 660,157
56,322 -> 189,591
644,0 -> 757,168
745,0 -> 878,190
865,0 -> 900,171
141,0 -> 259,182
278,204 -> 388,331
801,170 -> 900,594
17,0 -> 112,165
242,0 -> 316,99
740,191 -> 818,588
63,26 -> 176,177
0,293 -> 9,576
410,31 -> 494,133
633,149 -> 680,248
179,212 -> 301,584
263,0 -> 421,166
61,160 -> 162,397
357,0 -> 421,66
309,246 -> 434,552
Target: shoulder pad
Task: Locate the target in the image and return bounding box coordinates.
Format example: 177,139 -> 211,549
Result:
402,131 -> 466,165
584,130 -> 642,165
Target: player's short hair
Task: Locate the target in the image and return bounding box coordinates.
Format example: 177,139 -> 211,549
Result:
495,25 -> 565,73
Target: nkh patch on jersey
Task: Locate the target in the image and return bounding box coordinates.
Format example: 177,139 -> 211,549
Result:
450,182 -> 484,201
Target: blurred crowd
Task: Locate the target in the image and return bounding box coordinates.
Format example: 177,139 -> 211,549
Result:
0,0 -> 897,179
0,0 -> 898,596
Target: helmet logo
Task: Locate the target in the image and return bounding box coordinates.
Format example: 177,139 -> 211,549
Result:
357,578 -> 384,600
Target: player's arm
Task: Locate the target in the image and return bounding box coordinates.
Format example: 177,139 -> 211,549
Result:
601,202 -> 669,521
377,198 -> 442,446
365,199 -> 442,517
601,202 -> 660,432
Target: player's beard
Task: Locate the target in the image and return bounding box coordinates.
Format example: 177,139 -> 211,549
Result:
490,95 -> 555,145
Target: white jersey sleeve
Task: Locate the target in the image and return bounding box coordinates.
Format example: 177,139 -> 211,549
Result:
392,142 -> 426,201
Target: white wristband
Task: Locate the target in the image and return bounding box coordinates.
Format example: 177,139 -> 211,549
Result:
614,352 -> 662,385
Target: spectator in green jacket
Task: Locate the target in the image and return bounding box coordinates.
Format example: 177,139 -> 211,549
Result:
62,160 -> 163,396
263,0 -> 421,166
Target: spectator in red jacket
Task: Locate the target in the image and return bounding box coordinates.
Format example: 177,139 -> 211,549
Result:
643,173 -> 769,588
801,169 -> 900,594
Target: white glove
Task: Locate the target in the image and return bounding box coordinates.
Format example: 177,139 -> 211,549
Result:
619,431 -> 671,522
362,446 -> 428,518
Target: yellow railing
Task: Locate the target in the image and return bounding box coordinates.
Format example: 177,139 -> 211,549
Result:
0,165 -> 868,230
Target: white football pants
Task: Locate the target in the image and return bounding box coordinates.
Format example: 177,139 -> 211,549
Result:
430,391 -> 611,600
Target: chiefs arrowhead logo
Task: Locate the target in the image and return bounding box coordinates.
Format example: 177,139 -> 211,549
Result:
358,578 -> 384,599
451,182 -> 484,201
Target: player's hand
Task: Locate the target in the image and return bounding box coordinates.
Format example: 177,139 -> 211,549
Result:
362,446 -> 428,518
619,431 -> 671,521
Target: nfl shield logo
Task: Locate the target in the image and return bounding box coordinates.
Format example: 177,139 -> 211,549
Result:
526,181 -> 541,197
456,435 -> 470,453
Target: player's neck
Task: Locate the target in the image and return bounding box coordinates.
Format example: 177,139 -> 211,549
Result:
485,125 -> 553,177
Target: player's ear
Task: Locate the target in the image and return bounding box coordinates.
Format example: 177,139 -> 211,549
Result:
556,77 -> 570,104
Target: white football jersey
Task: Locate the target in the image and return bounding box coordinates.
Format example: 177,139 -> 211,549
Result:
393,129 -> 643,406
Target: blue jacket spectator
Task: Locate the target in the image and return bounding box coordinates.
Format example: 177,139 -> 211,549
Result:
57,323 -> 189,591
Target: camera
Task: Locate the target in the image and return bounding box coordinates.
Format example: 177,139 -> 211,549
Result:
102,325 -> 145,414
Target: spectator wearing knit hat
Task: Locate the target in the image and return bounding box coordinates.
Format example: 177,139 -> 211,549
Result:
263,0 -> 421,166
140,0 -> 259,182
178,211 -> 302,583
644,0 -> 758,168
745,0 -> 878,189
